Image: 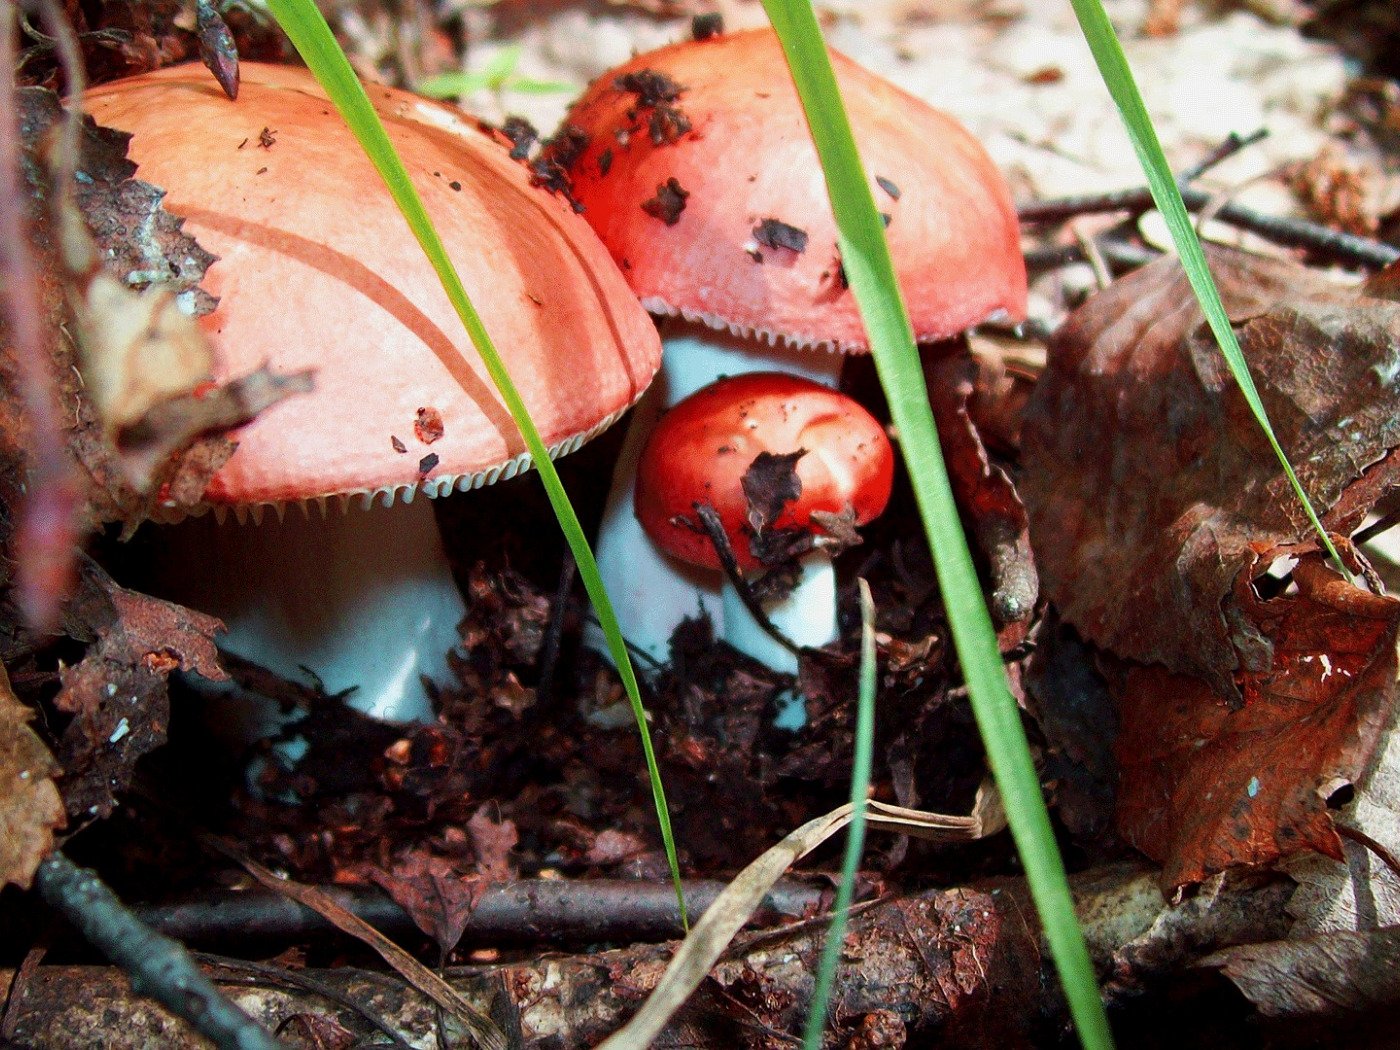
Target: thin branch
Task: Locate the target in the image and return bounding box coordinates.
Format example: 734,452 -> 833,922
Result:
1019,183 -> 1399,269
132,878 -> 823,949
34,852 -> 285,1050
693,501 -> 804,660
1337,824 -> 1400,884
1177,128 -> 1269,184
0,0 -> 83,631
192,954 -> 414,1050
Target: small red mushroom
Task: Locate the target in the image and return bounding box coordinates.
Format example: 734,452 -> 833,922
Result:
636,373 -> 893,570
635,373 -> 893,677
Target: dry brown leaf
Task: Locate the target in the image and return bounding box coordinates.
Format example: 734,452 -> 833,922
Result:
1022,246 -> 1400,886
363,851 -> 486,958
1113,557 -> 1399,888
598,788 -> 1001,1050
926,347 -> 1038,628
216,841 -> 508,1050
0,663 -> 65,890
1022,246 -> 1400,698
52,560 -> 225,819
1201,926 -> 1400,1020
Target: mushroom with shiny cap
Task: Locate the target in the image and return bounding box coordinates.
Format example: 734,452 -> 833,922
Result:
551,26 -> 1025,667
83,62 -> 661,738
636,372 -> 893,685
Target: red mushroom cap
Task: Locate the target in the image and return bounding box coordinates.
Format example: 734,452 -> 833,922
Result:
635,372 -> 893,571
556,28 -> 1026,352
83,63 -> 661,510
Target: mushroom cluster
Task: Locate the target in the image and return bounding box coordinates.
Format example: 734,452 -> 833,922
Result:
548,27 -> 1026,670
84,63 -> 661,739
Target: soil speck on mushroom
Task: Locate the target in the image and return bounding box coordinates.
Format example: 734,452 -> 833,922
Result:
414,407 -> 443,444
642,177 -> 689,225
753,218 -> 808,254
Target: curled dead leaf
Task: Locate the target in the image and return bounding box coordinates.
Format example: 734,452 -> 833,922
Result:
0,663 -> 65,890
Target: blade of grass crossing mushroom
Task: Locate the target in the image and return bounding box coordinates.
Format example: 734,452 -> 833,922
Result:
802,578 -> 877,1049
262,0 -> 688,928
759,3 -> 1114,1048
1066,0 -> 1347,579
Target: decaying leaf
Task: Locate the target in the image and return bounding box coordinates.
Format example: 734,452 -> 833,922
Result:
1022,246 -> 1400,694
926,347 -> 1038,629
0,663 -> 65,890
1022,246 -> 1400,886
363,851 -> 486,958
53,560 -> 225,819
9,88 -> 311,528
1201,926 -> 1400,1020
1113,558 -> 1399,888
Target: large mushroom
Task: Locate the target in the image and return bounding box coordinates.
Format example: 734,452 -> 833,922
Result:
549,26 -> 1025,668
83,63 -> 660,738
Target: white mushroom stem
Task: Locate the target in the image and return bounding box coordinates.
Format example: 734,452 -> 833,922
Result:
153,494 -> 465,743
589,319 -> 844,671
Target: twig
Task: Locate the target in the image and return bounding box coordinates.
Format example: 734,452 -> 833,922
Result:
33,852 -> 285,1050
132,878 -> 822,949
193,954 -> 414,1050
1337,824 -> 1400,884
1352,508 -> 1400,547
1019,183 -> 1399,269
0,938 -> 47,1040
535,551 -> 575,708
1022,237 -> 1160,273
0,0 -> 83,631
1177,128 -> 1269,184
201,836 -> 508,1050
692,501 -> 804,660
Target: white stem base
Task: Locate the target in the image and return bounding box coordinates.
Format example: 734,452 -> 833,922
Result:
720,549 -> 838,677
152,495 -> 465,743
587,320 -> 844,671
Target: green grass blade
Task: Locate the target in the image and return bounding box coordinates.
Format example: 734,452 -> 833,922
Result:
1066,0 -> 1346,577
802,579 -> 877,1049
262,0 -> 687,926
759,3 -> 1113,1047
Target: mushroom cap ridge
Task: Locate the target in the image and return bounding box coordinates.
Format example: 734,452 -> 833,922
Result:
84,62 -> 662,509
559,28 -> 1027,353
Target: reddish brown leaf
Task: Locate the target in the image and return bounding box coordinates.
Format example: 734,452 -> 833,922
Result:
468,805 -> 519,883
53,562 -> 225,818
1022,246 -> 1400,699
364,850 -> 485,957
1114,557 -> 1398,888
926,347 -> 1038,628
0,664 -> 65,889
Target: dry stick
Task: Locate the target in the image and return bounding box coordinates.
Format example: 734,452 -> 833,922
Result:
1021,237 -> 1160,273
535,551 -> 576,709
33,852 -> 285,1050
133,878 -> 823,949
1336,824 -> 1400,884
692,501 -> 804,660
192,953 -> 415,1050
1177,128 -> 1270,183
1019,183 -> 1399,269
0,0 -> 83,631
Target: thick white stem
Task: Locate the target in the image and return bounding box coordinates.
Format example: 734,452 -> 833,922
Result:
152,495 -> 465,742
588,320 -> 844,670
720,549 -> 838,676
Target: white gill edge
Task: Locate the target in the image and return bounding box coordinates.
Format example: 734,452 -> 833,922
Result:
640,297 -> 1019,355
152,401 -> 633,526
